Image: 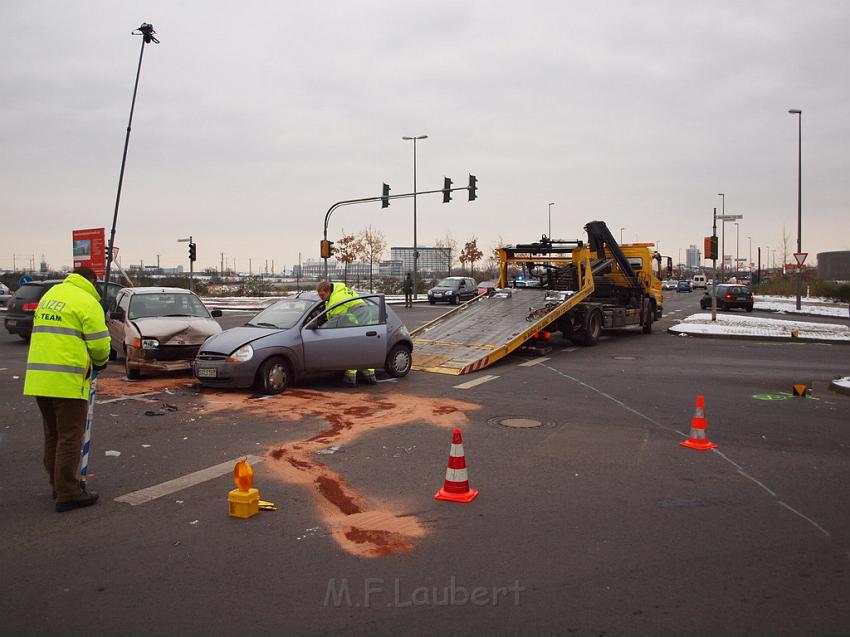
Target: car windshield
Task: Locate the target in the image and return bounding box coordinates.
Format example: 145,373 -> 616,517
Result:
437,279 -> 461,289
247,299 -> 315,329
128,293 -> 210,319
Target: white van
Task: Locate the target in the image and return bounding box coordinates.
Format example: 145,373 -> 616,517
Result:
691,274 -> 707,289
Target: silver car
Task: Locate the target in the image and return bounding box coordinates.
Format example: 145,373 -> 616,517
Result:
194,292 -> 413,394
108,287 -> 223,378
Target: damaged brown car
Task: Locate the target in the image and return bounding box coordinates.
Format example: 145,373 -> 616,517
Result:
108,287 -> 223,378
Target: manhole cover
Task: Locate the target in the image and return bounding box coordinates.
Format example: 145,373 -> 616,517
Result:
612,355 -> 638,360
492,417 -> 544,429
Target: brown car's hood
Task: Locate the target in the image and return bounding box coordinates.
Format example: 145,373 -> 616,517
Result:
131,317 -> 222,344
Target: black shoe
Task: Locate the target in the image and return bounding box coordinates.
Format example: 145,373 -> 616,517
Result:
55,490 -> 99,513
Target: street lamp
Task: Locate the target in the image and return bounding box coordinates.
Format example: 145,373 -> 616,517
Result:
620,227 -> 625,243
747,236 -> 752,271
548,202 -> 555,239
717,193 -> 725,280
788,109 -> 802,309
734,222 -> 739,278
102,23 -> 159,305
402,134 -> 428,299
177,235 -> 193,291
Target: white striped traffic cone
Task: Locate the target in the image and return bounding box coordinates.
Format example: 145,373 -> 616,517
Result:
435,428 -> 479,503
680,395 -> 718,451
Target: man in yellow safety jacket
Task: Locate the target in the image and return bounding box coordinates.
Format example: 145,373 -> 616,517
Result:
23,266 -> 111,512
316,280 -> 377,386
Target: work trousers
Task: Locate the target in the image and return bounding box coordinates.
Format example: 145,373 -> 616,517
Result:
36,396 -> 88,502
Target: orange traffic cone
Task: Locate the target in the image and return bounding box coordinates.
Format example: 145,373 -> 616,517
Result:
435,428 -> 479,503
680,395 -> 717,451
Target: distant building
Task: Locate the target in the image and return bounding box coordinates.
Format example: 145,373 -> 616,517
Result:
379,260 -> 404,278
39,254 -> 48,273
686,245 -> 701,268
391,246 -> 451,275
817,251 -> 850,280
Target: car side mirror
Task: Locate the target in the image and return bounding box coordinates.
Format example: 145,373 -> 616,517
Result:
109,308 -> 125,321
210,309 -> 223,318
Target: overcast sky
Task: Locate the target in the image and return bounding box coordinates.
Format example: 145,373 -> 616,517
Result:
2,1 -> 848,273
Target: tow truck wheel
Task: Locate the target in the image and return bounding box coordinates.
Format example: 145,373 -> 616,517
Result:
579,310 -> 601,347
642,301 -> 653,334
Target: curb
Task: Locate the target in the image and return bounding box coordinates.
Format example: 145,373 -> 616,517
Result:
666,326 -> 850,345
754,307 -> 850,320
829,379 -> 850,396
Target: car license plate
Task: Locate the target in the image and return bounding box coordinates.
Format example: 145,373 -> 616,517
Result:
6,319 -> 16,327
196,367 -> 217,378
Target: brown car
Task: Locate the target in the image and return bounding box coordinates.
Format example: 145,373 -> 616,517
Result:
108,287 -> 223,378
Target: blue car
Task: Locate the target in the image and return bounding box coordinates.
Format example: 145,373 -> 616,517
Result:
676,280 -> 693,293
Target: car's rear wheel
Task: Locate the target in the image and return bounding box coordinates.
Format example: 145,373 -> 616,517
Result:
254,356 -> 290,395
124,347 -> 140,379
385,343 -> 412,378
746,304 -> 754,312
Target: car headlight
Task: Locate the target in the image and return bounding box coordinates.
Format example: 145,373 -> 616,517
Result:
141,338 -> 159,350
227,344 -> 254,363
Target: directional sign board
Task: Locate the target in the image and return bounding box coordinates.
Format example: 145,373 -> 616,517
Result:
793,252 -> 808,267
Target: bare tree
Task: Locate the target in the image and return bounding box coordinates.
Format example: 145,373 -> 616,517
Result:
433,233 -> 458,277
779,224 -> 792,275
335,232 -> 362,285
359,225 -> 387,292
461,237 -> 484,278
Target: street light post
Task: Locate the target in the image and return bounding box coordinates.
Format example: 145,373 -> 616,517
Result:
789,109 -> 802,309
548,202 -> 555,239
734,222 -> 739,278
747,236 -> 752,272
620,227 -> 625,243
177,236 -> 193,291
402,134 -> 428,300
102,23 -> 159,306
717,193 -> 725,281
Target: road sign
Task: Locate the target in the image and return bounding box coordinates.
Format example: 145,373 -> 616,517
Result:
716,214 -> 743,220
793,252 -> 808,267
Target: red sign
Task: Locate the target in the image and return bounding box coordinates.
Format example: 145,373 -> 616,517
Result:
793,252 -> 808,267
72,228 -> 106,277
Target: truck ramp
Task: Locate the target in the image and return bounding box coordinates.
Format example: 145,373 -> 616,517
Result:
411,288 -> 585,375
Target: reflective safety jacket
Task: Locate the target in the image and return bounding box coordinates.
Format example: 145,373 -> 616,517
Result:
23,273 -> 111,400
324,282 -> 365,321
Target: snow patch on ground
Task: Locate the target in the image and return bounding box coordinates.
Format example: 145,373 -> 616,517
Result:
833,376 -> 850,389
669,313 -> 850,342
754,295 -> 849,317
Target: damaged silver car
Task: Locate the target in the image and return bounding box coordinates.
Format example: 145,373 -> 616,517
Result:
108,287 -> 222,378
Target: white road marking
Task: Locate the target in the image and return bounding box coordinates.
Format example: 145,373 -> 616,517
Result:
562,348 -> 577,352
97,391 -> 163,404
518,356 -> 551,367
376,378 -> 398,383
114,454 -> 265,506
453,375 -> 499,389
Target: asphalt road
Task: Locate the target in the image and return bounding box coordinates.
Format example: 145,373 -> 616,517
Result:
1,293 -> 848,636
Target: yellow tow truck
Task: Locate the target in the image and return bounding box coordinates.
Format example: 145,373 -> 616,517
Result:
411,220 -> 670,375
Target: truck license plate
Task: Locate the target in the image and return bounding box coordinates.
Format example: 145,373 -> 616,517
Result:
196,367 -> 217,378
6,320 -> 16,327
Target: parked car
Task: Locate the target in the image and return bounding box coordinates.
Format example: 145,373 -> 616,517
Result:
700,284 -> 754,312
676,280 -> 693,293
0,283 -> 12,309
194,292 -> 413,394
108,287 -> 222,378
4,279 -> 122,340
427,277 -> 477,305
476,280 -> 497,296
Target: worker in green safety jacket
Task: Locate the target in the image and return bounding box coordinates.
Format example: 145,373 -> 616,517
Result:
316,280 -> 377,386
23,266 -> 111,512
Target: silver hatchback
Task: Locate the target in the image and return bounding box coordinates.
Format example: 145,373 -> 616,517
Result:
194,292 -> 413,394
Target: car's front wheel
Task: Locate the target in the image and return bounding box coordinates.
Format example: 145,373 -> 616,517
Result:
124,347 -> 140,379
254,356 -> 290,395
385,343 -> 412,378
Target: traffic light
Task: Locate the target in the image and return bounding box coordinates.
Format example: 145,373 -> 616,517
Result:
320,239 -> 335,259
442,177 -> 453,203
189,242 -> 197,262
468,174 -> 477,201
381,183 -> 390,208
704,235 -> 718,260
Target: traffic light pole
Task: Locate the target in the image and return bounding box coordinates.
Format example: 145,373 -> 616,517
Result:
189,235 -> 194,292
321,181 -> 475,280
712,208 -> 717,321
